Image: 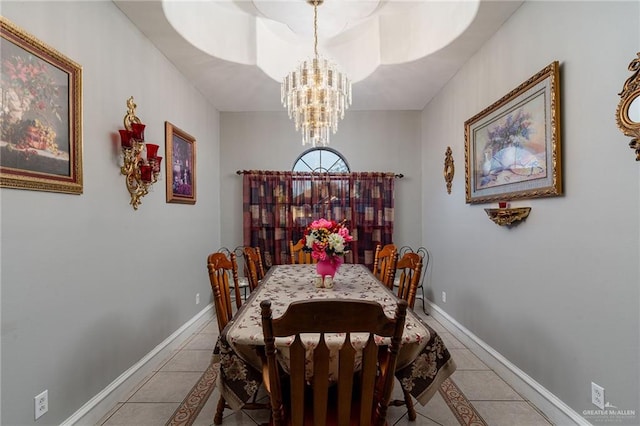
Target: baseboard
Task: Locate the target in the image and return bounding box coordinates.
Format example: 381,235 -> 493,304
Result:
61,304 -> 215,426
426,300 -> 591,426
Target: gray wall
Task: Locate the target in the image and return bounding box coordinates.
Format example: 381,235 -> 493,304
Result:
2,1 -> 638,425
1,2 -> 221,424
219,110 -> 423,252
421,1 -> 639,421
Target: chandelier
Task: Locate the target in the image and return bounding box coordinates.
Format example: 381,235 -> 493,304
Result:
281,0 -> 352,147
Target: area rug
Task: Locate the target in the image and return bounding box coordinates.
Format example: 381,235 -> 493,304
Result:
439,377 -> 488,426
166,361 -> 487,426
166,361 -> 220,426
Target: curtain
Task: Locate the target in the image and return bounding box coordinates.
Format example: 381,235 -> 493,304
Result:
242,171 -> 395,268
349,172 -> 395,266
242,171 -> 293,267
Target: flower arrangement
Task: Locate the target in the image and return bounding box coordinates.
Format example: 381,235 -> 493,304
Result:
1,53 -> 62,152
303,218 -> 353,261
485,108 -> 532,155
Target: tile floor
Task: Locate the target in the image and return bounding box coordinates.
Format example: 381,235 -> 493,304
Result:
97,308 -> 554,426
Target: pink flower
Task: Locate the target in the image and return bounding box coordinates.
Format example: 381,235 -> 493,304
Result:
310,218 -> 334,230
338,227 -> 353,242
303,217 -> 352,258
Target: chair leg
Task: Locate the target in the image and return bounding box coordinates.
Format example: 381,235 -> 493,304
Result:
419,284 -> 427,315
403,387 -> 417,421
214,395 -> 226,425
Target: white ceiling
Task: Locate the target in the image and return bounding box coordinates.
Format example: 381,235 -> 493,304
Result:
114,0 -> 523,112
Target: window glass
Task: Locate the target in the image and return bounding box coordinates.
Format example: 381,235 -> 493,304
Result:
293,148 -> 349,173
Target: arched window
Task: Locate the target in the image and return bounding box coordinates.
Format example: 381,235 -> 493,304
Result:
292,147 -> 350,173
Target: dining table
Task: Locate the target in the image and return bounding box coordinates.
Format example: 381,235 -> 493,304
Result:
213,263 -> 456,410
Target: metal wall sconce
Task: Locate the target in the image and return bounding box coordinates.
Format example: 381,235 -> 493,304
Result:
484,202 -> 531,227
118,97 -> 162,210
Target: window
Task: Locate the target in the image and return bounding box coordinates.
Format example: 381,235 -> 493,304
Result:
292,147 -> 350,173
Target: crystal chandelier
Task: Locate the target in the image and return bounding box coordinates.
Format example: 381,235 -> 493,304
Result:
281,0 -> 352,147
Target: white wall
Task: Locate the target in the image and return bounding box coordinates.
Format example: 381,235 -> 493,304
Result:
0,2 -> 220,424
421,1 -> 639,421
219,110 -> 423,253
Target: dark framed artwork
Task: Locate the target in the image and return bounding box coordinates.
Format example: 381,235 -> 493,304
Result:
165,121 -> 196,204
0,17 -> 83,194
465,61 -> 562,204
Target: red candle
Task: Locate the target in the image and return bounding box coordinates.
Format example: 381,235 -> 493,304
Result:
146,143 -> 159,160
499,202 -> 508,209
119,129 -> 133,148
130,123 -> 146,141
140,164 -> 153,182
152,156 -> 163,173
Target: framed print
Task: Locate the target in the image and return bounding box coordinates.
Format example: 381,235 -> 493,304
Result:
165,121 -> 196,204
465,61 -> 561,204
1,17 -> 83,194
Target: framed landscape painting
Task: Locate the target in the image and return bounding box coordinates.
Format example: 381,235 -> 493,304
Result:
0,17 -> 83,194
465,61 -> 562,204
165,121 -> 196,204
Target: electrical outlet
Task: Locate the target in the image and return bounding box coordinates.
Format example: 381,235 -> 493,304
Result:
34,389 -> 48,420
195,293 -> 200,305
441,291 -> 447,303
591,382 -> 605,410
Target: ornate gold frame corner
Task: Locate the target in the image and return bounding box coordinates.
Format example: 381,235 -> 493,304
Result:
616,52 -> 640,161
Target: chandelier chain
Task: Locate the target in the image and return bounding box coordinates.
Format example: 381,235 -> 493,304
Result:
313,1 -> 318,59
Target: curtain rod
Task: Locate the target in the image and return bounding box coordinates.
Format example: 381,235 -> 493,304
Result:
235,170 -> 404,178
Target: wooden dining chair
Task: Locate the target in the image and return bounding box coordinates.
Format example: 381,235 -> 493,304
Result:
395,252 -> 423,310
243,246 -> 266,291
218,246 -> 251,302
396,246 -> 430,314
261,298 -> 408,426
372,244 -> 398,288
387,251 -> 423,420
207,252 -> 242,327
289,239 -> 316,264
207,251 -> 269,424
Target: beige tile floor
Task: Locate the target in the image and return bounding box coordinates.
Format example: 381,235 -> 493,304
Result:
98,308 -> 554,426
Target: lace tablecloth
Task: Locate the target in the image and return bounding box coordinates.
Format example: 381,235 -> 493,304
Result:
213,264 -> 456,410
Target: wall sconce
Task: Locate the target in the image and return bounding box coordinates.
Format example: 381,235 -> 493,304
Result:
118,96 -> 162,210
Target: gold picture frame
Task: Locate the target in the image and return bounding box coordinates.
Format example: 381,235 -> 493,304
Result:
465,61 -> 562,204
1,17 -> 83,194
165,121 -> 196,204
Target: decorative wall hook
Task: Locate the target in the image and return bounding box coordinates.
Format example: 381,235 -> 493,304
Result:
118,97 -> 162,210
444,146 -> 454,194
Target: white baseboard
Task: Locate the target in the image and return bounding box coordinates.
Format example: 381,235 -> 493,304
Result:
61,304 -> 215,426
426,300 -> 591,426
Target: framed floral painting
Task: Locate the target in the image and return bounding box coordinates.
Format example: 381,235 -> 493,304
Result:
0,17 -> 83,194
165,121 -> 196,204
464,61 -> 562,204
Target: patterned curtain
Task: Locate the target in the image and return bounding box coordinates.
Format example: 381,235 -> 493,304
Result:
242,171 -> 293,267
242,171 -> 395,268
349,172 -> 395,267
